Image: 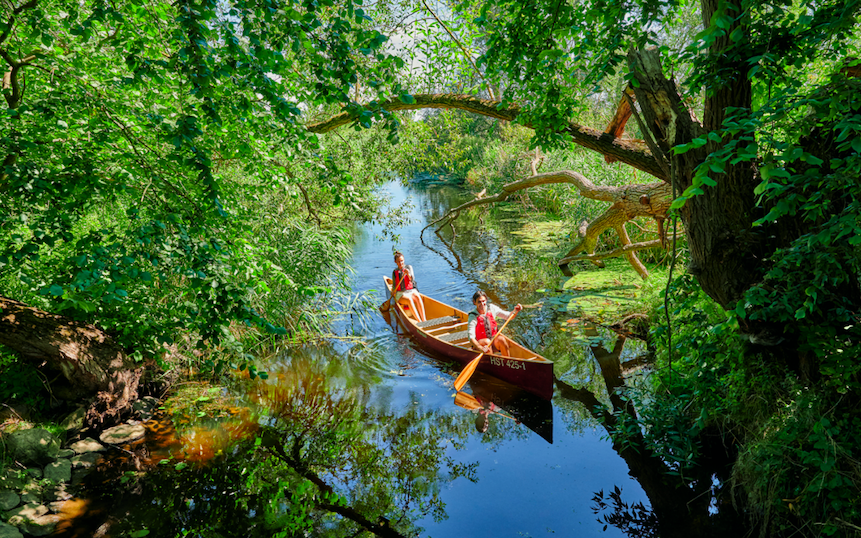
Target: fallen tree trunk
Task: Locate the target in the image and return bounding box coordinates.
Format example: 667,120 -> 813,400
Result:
0,296 -> 141,430
421,170 -> 674,278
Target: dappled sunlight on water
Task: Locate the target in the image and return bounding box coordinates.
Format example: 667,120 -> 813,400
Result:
62,181 -> 658,537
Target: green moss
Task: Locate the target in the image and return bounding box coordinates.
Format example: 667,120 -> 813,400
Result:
537,258 -> 668,322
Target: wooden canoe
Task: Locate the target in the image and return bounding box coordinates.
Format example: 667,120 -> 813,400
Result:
383,276 -> 554,400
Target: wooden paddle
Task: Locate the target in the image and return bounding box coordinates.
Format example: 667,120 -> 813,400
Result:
379,271 -> 405,313
453,310 -> 518,392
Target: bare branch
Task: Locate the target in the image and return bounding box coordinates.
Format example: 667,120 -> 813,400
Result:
421,167 -> 672,278
558,238 -> 679,264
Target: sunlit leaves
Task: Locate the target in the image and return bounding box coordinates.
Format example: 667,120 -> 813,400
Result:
0,0 -> 407,366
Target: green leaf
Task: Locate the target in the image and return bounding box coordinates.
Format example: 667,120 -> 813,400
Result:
670,198 -> 687,210
729,27 -> 744,42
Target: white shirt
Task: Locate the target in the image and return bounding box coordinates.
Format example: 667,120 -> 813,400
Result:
468,304 -> 512,343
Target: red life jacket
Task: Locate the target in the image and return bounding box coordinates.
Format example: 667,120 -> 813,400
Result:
473,310 -> 497,340
392,268 -> 414,291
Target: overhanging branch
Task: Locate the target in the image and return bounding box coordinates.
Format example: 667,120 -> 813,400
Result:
558,237 -> 681,265
306,94 -> 668,180
420,169 -> 673,279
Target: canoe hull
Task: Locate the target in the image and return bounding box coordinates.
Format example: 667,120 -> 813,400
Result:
384,277 -> 554,400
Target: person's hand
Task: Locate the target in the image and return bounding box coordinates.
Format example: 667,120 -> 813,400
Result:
483,345 -> 491,353
515,304 -> 523,313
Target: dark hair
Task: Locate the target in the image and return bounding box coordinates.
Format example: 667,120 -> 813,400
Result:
475,412 -> 489,433
394,251 -> 404,262
472,290 -> 487,303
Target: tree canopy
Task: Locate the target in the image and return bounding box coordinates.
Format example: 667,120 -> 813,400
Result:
2,0 -> 861,534
7,0 -> 856,355
1,0 -> 409,357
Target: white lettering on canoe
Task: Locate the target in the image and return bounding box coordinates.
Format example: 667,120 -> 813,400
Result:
489,357 -> 527,370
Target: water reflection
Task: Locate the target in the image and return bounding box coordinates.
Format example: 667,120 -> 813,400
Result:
66,180 -> 670,537
453,374 -> 554,444
64,350 -> 500,537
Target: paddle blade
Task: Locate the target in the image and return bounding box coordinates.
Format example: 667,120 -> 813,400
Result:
453,354 -> 483,392
454,391 -> 482,410
379,300 -> 391,312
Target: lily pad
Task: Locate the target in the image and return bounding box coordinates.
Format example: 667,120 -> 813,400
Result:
539,259 -> 646,321
511,220 -> 570,252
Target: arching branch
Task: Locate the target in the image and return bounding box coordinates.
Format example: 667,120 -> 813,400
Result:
306,94 -> 668,180
420,170 -> 672,278
421,170 -> 609,236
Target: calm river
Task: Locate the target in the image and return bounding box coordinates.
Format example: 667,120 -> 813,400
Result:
67,179 -> 651,538
340,178 -> 648,538
323,179 -> 649,537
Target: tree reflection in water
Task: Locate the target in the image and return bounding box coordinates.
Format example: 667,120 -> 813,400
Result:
65,352 -> 483,537
247,355 -> 474,538
554,325 -> 744,538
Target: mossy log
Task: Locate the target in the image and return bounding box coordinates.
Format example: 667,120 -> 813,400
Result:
0,296 -> 141,430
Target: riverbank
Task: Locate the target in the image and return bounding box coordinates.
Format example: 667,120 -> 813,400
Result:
1,398 -> 159,537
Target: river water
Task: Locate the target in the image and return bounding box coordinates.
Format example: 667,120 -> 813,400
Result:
323,179 -> 649,537
66,179 -> 651,538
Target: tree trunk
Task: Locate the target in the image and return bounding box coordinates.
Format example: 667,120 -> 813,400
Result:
0,296 -> 141,429
628,46 -> 759,310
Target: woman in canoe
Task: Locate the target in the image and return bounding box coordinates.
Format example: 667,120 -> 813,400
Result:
468,290 -> 522,356
391,251 -> 427,322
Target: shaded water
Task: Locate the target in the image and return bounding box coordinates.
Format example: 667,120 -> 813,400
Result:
64,180 -> 652,538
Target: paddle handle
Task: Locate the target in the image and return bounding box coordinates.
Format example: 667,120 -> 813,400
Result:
486,311 -> 516,348
380,271 -> 406,312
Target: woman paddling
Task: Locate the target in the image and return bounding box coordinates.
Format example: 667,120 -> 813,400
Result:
391,251 -> 427,322
467,290 -> 522,356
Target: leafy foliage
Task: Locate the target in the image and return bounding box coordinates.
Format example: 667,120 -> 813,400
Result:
639,274 -> 861,536
592,485 -> 660,538
0,0 -> 407,362
734,389 -> 861,536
